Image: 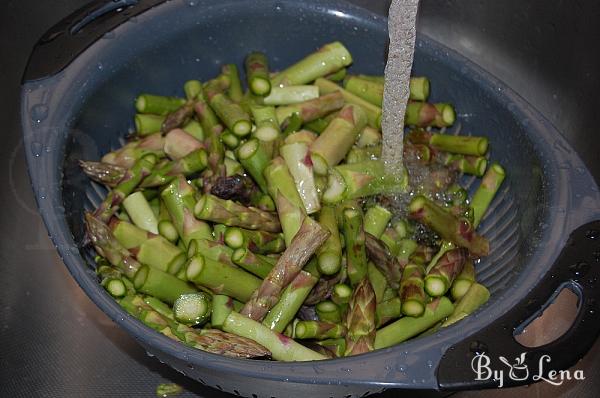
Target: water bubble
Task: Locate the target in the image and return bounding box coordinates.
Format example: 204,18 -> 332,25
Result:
103,31 -> 116,40
30,142 -> 43,157
31,104 -> 48,123
426,360 -> 433,368
188,0 -> 196,6
568,261 -> 590,277
97,63 -> 103,70
586,229 -> 598,240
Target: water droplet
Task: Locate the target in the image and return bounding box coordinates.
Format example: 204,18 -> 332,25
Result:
97,63 -> 103,70
31,104 -> 48,123
30,142 -> 43,157
38,186 -> 47,200
426,360 -> 433,368
585,229 -> 598,240
569,261 -> 590,277
576,166 -> 585,174
103,31 -> 116,40
188,0 -> 196,6
469,340 -> 488,355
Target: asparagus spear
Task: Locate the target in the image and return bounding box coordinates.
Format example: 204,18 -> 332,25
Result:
96,265 -> 131,298
186,238 -> 236,267
275,92 -> 345,126
342,207 -> 368,286
331,283 -> 353,306
250,104 -> 280,142
211,294 -> 235,329
194,193 -> 281,232
134,113 -> 165,136
325,67 -> 347,82
186,254 -> 262,302
240,217 -> 329,321
430,133 -> 488,156
221,64 -> 244,103
314,77 -> 381,128
271,41 -> 352,87
280,141 -> 320,214
442,283 -> 490,327
345,144 -> 381,164
94,154 -> 157,222
161,102 -> 195,133
79,160 -> 127,188
364,232 -> 403,289
204,76 -> 252,137
399,263 -> 426,317
343,75 -> 384,106
315,338 -> 346,358
264,85 -> 319,105
294,321 -> 347,340
367,262 -> 388,303
345,75 -> 430,102
450,260 -> 476,301
135,94 -> 186,115
101,133 -> 164,168
161,176 -> 213,247
237,138 -> 270,193
133,264 -> 197,305
316,206 -> 343,275
262,270 -> 319,332
408,195 -> 489,257
315,300 -> 343,324
139,148 -> 208,188
471,163 -> 506,227
374,297 -> 454,349
363,205 -> 392,238
173,292 -> 212,326
224,227 -> 285,254
245,52 -> 271,96
405,102 -> 456,128
310,104 -> 368,175
222,311 -> 327,361
356,126 -> 382,148
231,247 -> 277,279
424,248 -> 468,297
344,278 -> 376,356
376,297 -> 402,328
122,191 -> 158,234
444,154 -> 488,177
264,157 -> 307,245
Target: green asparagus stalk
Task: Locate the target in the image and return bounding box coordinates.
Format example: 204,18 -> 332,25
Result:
122,191 -> 158,234
186,254 -> 262,302
264,85 -> 319,105
344,278 -> 376,356
140,148 -> 208,188
262,271 -> 319,332
444,154 -> 488,177
222,311 -> 326,361
186,238 -> 236,267
231,247 -> 277,278
264,157 -> 307,245
96,265 -> 130,298
184,80 -> 203,100
182,120 -> 204,141
364,232 -> 403,289
194,193 -> 281,232
376,297 -> 402,328
405,102 -> 456,128
314,77 -> 381,128
205,77 -> 252,137
221,64 -> 244,102
237,138 -> 270,193
173,292 -> 212,326
323,160 -> 408,204
225,227 -> 285,254
161,176 -> 213,247
94,154 -> 157,222
245,52 -> 272,96
133,264 -> 197,305
316,206 -> 343,275
240,217 -> 329,321
471,163 -> 506,227
295,321 -> 347,340
275,92 -> 345,126
442,283 -> 490,327
220,131 -> 240,149
79,161 -> 127,188
142,296 -> 174,320
397,238 -> 419,266
331,283 -> 353,306
429,133 -> 488,156
134,114 -> 165,136
345,145 -> 381,164
271,41 -> 352,87
374,297 -> 454,349
250,104 -> 281,142
315,338 -> 346,358
211,294 -> 235,329
161,102 -> 195,133
425,240 -> 456,274
101,133 -> 164,168
315,300 -> 343,324
363,205 -> 392,238
356,126 -> 382,148
325,67 -> 347,81
193,89 -> 225,174
135,94 -> 186,115
409,195 -> 489,257
342,207 -> 368,286
424,248 -> 468,297
367,261 -> 388,303
280,141 -> 321,214
399,263 -> 426,317
310,104 -> 368,175
450,260 -> 476,301
343,76 -> 384,106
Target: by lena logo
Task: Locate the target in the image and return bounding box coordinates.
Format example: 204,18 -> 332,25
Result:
471,352 -> 585,388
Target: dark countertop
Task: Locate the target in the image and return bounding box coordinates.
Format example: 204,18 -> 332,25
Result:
1,1 -> 598,397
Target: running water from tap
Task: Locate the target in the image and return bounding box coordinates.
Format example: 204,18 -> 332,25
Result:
381,0 -> 420,177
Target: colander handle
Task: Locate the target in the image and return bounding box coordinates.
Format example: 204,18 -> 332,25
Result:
23,0 -> 167,82
437,219 -> 600,389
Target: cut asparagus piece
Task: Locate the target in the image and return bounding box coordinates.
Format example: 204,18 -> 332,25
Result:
376,297 -> 402,328
295,321 -> 347,340
451,260 -> 476,301
367,261 -> 388,303
225,227 -> 285,254
316,206 -> 343,275
250,104 -> 280,142
471,163 -> 506,227
399,263 -> 426,317
425,248 -> 468,297
222,311 -> 326,361
442,283 -> 490,327
211,294 -> 235,329
245,52 -> 271,96
173,292 -> 212,326
186,254 -> 262,302
231,247 -> 277,279
280,141 -> 320,214
315,300 -> 342,324
194,193 -> 281,232
364,232 -> 403,289
374,297 -> 454,349
344,278 -> 376,356
133,265 -> 197,305
356,126 -> 382,148
186,238 -> 236,267
342,207 -> 368,286
101,133 -> 164,168
331,283 -> 353,306
122,191 -> 158,234
135,113 -> 165,136
262,270 -> 319,332
161,102 -> 195,133
310,104 -> 368,175
275,92 -> 345,126
79,160 -> 127,188
363,205 -> 392,238
237,138 -> 270,193
409,195 -> 489,257
240,217 -> 329,321
221,64 -> 244,103
405,102 -> 456,128
271,41 -> 352,87
135,94 -> 186,115
429,133 -> 488,156
263,85 -> 319,105
444,154 -> 488,177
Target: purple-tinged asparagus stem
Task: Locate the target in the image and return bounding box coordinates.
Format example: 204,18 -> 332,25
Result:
161,102 -> 195,133
140,148 -> 208,188
405,102 -> 456,128
342,206 -> 368,287
275,92 -> 345,127
79,160 -> 127,188
294,320 -> 347,340
450,260 -> 476,301
375,297 -> 401,328
364,232 -> 403,290
240,217 -> 329,321
399,263 -> 426,317
344,278 -> 376,356
245,52 -> 272,96
424,248 -> 468,297
409,195 -> 489,257
163,128 -> 204,160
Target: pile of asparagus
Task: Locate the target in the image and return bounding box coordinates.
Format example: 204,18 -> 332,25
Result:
82,41 -> 505,361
